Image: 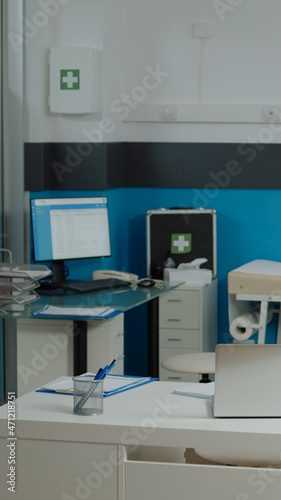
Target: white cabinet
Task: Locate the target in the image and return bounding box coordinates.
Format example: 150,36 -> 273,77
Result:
124,445 -> 281,500
16,314 -> 124,396
0,438 -> 118,500
159,281 -> 217,382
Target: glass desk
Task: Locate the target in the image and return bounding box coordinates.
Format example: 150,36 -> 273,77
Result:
2,282 -> 183,400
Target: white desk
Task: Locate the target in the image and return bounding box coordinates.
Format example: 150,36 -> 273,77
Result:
1,380 -> 281,499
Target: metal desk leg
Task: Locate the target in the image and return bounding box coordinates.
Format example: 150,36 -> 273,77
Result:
73,321 -> 87,375
3,319 -> 17,402
147,297 -> 159,378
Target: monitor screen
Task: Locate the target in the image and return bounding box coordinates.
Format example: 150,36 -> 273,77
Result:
31,197 -> 111,264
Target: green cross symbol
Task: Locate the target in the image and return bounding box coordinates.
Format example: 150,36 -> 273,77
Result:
171,233 -> 192,254
60,69 -> 80,90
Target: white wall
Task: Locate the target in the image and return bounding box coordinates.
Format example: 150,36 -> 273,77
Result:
24,0 -> 281,143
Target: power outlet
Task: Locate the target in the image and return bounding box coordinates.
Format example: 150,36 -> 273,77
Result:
193,23 -> 213,38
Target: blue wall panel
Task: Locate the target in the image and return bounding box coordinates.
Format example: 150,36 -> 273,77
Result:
123,187 -> 281,363
29,187 -> 281,376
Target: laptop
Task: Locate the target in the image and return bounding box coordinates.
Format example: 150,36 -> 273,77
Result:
213,344 -> 281,417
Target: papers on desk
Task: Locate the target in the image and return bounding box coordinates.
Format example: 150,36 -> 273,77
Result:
37,373 -> 157,398
173,382 -> 215,399
33,305 -> 122,319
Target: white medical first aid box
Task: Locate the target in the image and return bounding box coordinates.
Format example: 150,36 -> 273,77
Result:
49,46 -> 100,114
146,208 -> 217,279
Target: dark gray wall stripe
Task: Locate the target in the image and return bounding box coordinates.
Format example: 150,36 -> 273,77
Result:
25,142 -> 281,191
25,142 -> 108,191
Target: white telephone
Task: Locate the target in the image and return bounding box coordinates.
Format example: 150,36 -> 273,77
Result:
92,270 -> 139,283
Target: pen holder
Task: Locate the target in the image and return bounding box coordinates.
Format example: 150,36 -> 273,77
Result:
72,376 -> 104,416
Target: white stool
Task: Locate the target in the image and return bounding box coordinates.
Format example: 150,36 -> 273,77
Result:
161,352 -> 216,383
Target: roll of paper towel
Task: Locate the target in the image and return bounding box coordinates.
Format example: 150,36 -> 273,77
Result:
229,306 -> 273,341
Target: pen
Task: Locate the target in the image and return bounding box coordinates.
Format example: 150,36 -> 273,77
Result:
94,365 -> 109,381
102,359 -> 116,378
94,359 -> 116,380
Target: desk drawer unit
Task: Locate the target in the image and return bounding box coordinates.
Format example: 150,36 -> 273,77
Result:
124,446 -> 281,500
159,283 -> 217,381
17,314 -> 124,396
17,319 -> 74,397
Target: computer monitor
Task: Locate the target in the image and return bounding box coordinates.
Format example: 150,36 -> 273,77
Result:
30,196 -> 111,283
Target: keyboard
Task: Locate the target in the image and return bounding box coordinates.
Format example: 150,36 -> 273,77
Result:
61,278 -> 131,294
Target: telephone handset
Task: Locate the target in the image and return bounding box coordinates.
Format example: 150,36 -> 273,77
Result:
92,270 -> 139,283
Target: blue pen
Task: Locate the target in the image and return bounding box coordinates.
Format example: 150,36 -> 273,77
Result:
95,359 -> 116,380
94,365 -> 109,381
102,359 -> 116,378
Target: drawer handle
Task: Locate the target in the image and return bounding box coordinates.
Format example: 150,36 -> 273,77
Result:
167,299 -> 182,303
167,376 -> 182,380
167,319 -> 182,322
167,338 -> 182,342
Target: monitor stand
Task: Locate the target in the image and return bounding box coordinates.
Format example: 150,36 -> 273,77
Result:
38,260 -> 66,292
52,260 -> 65,284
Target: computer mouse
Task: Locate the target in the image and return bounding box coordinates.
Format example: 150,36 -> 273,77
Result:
137,279 -> 155,288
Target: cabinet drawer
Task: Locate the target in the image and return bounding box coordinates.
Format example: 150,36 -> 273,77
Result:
159,290 -> 200,329
87,315 -> 124,374
125,446 -> 281,500
159,307 -> 199,329
159,289 -> 200,310
159,328 -> 199,349
1,439 -> 118,500
159,347 -> 199,382
159,366 -> 199,382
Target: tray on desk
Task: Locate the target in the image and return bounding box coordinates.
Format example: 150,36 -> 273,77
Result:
0,291 -> 39,306
0,263 -> 51,280
0,279 -> 39,292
